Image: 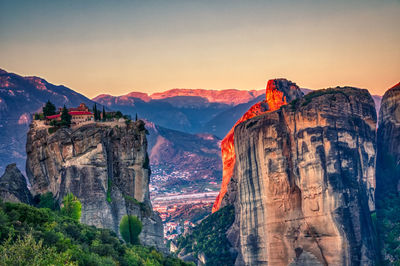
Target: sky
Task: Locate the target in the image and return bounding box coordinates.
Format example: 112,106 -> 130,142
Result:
0,0 -> 399,98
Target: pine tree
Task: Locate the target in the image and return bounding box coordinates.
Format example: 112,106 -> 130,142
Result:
43,100 -> 56,117
93,104 -> 98,120
135,113 -> 138,121
60,105 -> 71,127
102,106 -> 106,121
115,111 -> 123,119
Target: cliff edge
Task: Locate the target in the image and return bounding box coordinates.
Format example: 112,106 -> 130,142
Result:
26,120 -> 164,250
228,87 -> 378,265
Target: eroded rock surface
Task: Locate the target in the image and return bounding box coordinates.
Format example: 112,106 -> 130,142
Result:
213,79 -> 304,213
375,82 -> 400,263
376,82 -> 400,197
26,120 -> 164,250
228,87 -> 378,265
0,163 -> 32,204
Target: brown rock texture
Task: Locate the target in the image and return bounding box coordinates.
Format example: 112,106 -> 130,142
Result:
26,120 -> 164,250
227,87 -> 378,265
376,82 -> 400,197
213,79 -> 304,213
0,163 -> 32,204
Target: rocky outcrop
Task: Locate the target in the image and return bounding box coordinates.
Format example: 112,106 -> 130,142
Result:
213,79 -> 304,212
0,68 -> 96,175
376,82 -> 400,198
0,163 -> 32,204
227,87 -> 378,265
26,120 -> 164,250
375,82 -> 400,263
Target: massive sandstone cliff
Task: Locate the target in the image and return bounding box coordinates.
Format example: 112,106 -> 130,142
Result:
213,79 -> 304,212
375,82 -> 400,262
376,82 -> 400,198
26,120 -> 164,250
223,87 -> 378,265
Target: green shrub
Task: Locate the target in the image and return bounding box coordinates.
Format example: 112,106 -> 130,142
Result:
0,233 -> 75,266
61,193 -> 82,221
119,215 -> 142,245
35,192 -> 58,210
0,201 -> 191,266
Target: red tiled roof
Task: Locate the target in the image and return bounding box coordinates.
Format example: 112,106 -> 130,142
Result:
46,114 -> 61,119
46,111 -> 93,119
68,111 -> 93,115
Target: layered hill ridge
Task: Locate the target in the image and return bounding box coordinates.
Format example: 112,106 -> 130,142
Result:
26,120 -> 164,250
223,87 -> 378,265
145,121 -> 222,193
212,79 -> 304,212
0,68 -> 96,173
94,88 -> 264,106
92,88 -> 266,135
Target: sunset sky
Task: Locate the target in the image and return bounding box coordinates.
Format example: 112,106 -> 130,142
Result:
0,0 -> 399,98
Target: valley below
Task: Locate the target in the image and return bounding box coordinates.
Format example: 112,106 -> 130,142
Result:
0,68 -> 398,266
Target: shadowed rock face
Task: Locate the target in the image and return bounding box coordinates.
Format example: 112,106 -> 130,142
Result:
0,163 -> 32,204
376,82 -> 400,198
375,82 -> 400,263
227,87 -> 378,265
26,120 -> 164,250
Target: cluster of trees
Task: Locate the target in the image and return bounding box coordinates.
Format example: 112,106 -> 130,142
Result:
34,101 -> 135,127
92,103 -> 127,122
375,194 -> 400,264
0,197 -> 192,266
175,205 -> 236,265
34,101 -> 72,130
42,100 -> 56,117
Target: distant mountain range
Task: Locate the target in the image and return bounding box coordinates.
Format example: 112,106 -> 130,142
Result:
0,68 -> 383,190
0,69 -> 96,173
0,69 -> 252,192
92,89 -> 265,136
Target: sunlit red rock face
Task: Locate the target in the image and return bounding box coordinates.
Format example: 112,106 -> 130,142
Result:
212,79 -> 303,213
